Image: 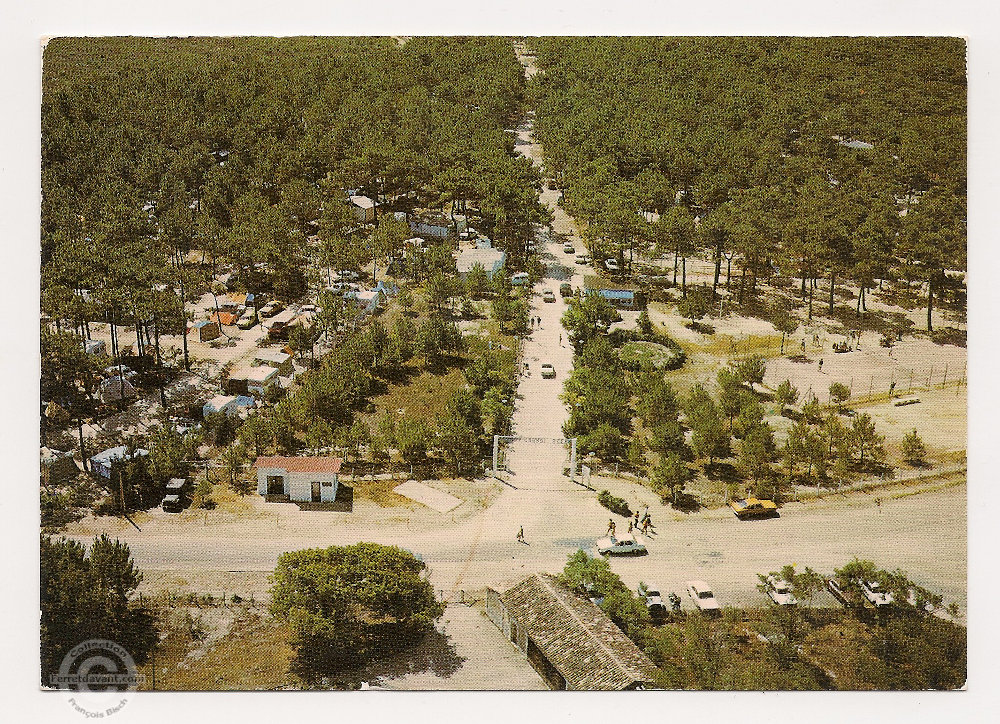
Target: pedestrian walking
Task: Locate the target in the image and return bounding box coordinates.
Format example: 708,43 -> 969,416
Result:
818,358 -> 824,373
633,510 -> 640,528
517,526 -> 525,542
801,339 -> 806,353
628,520 -> 634,533
559,333 -> 562,345
889,381 -> 896,399
607,519 -> 616,536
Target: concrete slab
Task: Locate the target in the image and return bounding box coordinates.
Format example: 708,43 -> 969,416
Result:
394,480 -> 463,513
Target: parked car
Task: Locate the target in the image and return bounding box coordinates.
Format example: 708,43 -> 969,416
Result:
336,270 -> 360,281
686,580 -> 720,612
596,534 -> 647,556
542,289 -> 556,303
640,586 -> 666,618
161,494 -> 184,513
861,580 -> 894,607
299,303 -> 319,314
559,283 -> 573,298
511,272 -> 530,286
540,363 -> 555,378
729,497 -> 778,520
765,575 -> 798,606
575,254 -> 592,265
259,301 -> 284,317
563,242 -> 575,254
604,258 -> 621,273
236,311 -> 257,329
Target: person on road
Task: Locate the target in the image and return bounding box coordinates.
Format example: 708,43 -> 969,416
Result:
818,358 -> 824,373
628,520 -> 634,533
607,519 -> 615,536
517,526 -> 525,542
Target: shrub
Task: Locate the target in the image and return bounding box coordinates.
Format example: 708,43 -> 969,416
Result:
902,429 -> 928,467
597,489 -> 632,517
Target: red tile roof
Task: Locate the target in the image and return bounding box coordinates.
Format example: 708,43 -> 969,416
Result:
253,456 -> 342,474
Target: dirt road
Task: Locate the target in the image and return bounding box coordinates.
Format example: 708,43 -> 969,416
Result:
69,479 -> 966,616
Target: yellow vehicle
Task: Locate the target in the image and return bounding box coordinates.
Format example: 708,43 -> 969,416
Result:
729,497 -> 778,520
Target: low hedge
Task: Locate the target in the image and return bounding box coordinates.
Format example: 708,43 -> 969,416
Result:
598,489 -> 632,517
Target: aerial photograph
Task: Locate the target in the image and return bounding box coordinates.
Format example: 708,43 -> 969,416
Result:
39,36 -> 967,692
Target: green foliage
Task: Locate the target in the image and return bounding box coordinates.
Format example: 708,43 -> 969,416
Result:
597,490 -> 631,517
40,535 -> 157,684
651,452 -> 692,505
775,379 -> 799,410
684,385 -> 730,465
436,388 -> 485,475
464,263 -> 489,300
146,423 -> 197,485
733,355 -> 766,388
270,543 -> 444,680
559,550 -> 650,641
191,478 -> 215,509
561,292 -> 620,353
901,428 -> 927,467
829,382 -> 851,407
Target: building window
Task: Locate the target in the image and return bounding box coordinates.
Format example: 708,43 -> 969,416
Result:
322,481 -> 333,487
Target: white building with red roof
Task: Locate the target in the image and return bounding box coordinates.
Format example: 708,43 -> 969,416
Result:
254,456 -> 343,504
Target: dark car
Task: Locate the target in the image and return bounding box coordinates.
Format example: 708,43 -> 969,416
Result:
559,283 -> 573,297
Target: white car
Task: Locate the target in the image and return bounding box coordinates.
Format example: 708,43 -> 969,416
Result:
861,580 -> 894,607
641,586 -> 666,617
542,289 -> 556,303
563,242 -> 575,254
766,575 -> 798,606
511,272 -> 530,286
604,258 -> 621,273
686,580 -> 720,612
540,363 -> 555,378
595,534 -> 647,556
575,254 -> 592,265
335,270 -> 360,282
299,304 -> 319,314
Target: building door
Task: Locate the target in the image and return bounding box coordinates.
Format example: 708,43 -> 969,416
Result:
267,475 -> 284,495
311,482 -> 321,502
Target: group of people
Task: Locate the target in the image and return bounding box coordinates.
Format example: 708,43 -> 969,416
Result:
606,508 -> 655,537
529,316 -> 542,328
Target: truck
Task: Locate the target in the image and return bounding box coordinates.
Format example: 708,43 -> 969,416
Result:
729,497 -> 778,520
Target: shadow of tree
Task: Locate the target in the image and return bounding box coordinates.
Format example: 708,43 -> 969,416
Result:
297,627 -> 466,688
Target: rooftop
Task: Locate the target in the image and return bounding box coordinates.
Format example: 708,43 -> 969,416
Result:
253,456 -> 343,474
498,573 -> 658,690
230,366 -> 278,383
457,247 -> 506,274
349,195 -> 376,209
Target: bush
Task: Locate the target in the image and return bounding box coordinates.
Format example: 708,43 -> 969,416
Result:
902,429 -> 928,467
191,479 -> 216,509
598,489 -> 632,517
